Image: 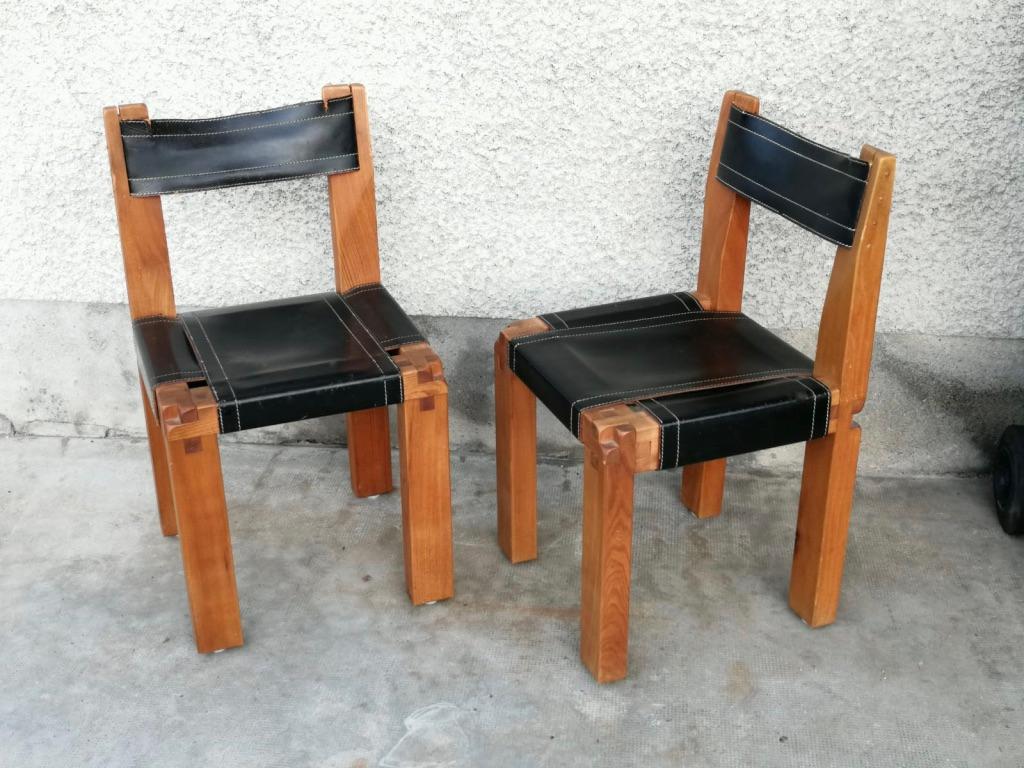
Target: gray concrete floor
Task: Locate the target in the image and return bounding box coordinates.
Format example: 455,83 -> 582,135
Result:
1,435 -> 1022,767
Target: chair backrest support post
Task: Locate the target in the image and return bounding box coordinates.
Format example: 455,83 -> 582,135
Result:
103,103 -> 176,320
813,145 -> 896,415
324,83 -> 382,292
694,90 -> 760,312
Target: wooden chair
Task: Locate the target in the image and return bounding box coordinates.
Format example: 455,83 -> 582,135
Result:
103,84 -> 454,653
494,90 -> 896,682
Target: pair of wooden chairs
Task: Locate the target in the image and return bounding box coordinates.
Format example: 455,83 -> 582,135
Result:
104,85 -> 894,683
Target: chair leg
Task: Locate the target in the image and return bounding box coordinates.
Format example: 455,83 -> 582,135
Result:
789,421 -> 862,627
681,458 -> 727,519
140,378 -> 177,536
164,430 -> 244,653
347,407 -> 394,497
579,434 -> 638,684
158,383 -> 243,653
494,338 -> 538,563
396,366 -> 454,605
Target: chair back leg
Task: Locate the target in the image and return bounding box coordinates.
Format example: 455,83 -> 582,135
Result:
346,407 -> 394,497
494,328 -> 540,563
681,459 -> 728,519
140,377 -> 177,537
789,420 -> 862,626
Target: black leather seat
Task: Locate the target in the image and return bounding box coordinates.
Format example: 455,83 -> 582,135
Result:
133,283 -> 424,433
508,292 -> 831,469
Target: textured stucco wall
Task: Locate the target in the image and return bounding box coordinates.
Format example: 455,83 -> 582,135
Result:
0,1 -> 1022,336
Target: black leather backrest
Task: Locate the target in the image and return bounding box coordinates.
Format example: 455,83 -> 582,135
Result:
717,105 -> 869,247
120,97 -> 359,196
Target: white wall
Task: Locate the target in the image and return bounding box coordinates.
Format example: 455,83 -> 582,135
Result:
1,1 -> 1021,336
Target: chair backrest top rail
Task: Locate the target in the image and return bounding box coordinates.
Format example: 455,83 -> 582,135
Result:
120,97 -> 360,196
716,105 -> 869,247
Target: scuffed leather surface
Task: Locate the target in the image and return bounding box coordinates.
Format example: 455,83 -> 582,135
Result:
121,97 -> 359,196
132,285 -> 423,433
638,377 -> 830,470
132,315 -> 204,399
717,105 -> 868,246
341,283 -> 426,350
539,291 -> 702,329
509,296 -> 831,464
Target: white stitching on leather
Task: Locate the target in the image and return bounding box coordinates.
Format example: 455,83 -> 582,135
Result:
153,371 -> 204,381
222,377 -> 389,406
510,312 -> 744,371
123,111 -> 354,138
513,295 -> 706,357
332,294 -> 393,361
133,317 -> 180,326
515,314 -> 684,354
573,368 -> 811,409
130,166 -> 359,196
132,152 -> 359,181
714,173 -> 849,247
321,297 -> 389,406
178,317 -> 223,433
376,334 -> 423,347
734,107 -> 869,168
636,400 -> 664,468
671,293 -> 696,312
571,368 -> 811,435
127,97 -> 352,125
149,376 -> 201,386
342,283 -> 385,298
642,378 -> 827,467
810,376 -> 831,435
649,393 -> 814,448
727,119 -> 867,183
793,378 -> 818,441
718,161 -> 856,231
524,296 -> 708,342
337,285 -> 409,401
333,293 -> 404,401
191,315 -> 241,432
648,397 -> 681,467
548,312 -> 569,329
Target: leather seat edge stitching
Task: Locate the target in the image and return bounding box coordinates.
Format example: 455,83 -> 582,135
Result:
177,316 -> 226,434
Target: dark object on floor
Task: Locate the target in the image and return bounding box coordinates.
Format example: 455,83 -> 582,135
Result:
994,425 -> 1024,535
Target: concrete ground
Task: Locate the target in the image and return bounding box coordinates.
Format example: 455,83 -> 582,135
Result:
1,435 -> 1022,767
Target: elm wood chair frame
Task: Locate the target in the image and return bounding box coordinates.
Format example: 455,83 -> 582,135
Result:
103,84 -> 454,654
494,90 -> 896,682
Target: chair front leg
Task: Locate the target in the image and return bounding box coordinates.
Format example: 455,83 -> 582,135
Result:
494,331 -> 538,563
140,377 -> 177,536
157,383 -> 243,653
578,411 -> 643,684
395,345 -> 454,605
789,419 -> 862,627
681,458 -> 727,519
347,407 -> 394,497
